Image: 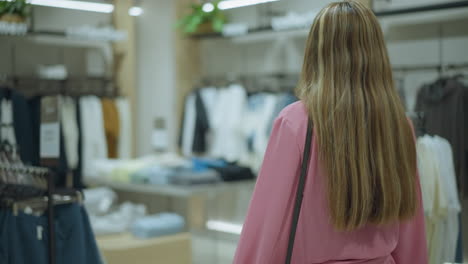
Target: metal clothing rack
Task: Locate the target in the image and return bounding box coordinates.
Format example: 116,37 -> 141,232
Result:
374,0 -> 468,17
0,74 -> 118,98
196,73 -> 299,93
0,122 -> 79,264
0,164 -> 80,264
392,62 -> 468,73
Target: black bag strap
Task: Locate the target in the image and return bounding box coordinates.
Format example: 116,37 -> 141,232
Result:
285,119 -> 313,264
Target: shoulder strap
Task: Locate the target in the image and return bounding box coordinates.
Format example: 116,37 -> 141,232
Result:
285,119 -> 313,264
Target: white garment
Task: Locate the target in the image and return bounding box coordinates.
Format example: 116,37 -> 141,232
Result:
115,98 -> 132,159
417,136 -> 439,216
417,135 -> 461,264
210,84 -> 247,162
80,96 -> 108,178
60,96 -> 79,169
239,94 -> 279,171
432,136 -> 461,263
0,99 -> 16,145
88,202 -> 147,236
181,94 -> 196,157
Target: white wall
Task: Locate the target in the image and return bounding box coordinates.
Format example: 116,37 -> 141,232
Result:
135,0 -> 177,155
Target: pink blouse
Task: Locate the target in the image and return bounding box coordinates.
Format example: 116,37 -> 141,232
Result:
233,102 -> 428,264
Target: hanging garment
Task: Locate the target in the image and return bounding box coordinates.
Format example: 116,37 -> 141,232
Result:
181,94 -> 196,157
415,78 -> 467,196
80,96 -> 108,178
432,136 -> 461,263
210,84 -> 247,162
240,93 -> 279,171
0,99 -> 17,146
192,90 -> 210,154
417,135 -> 461,264
0,88 -> 35,165
60,96 -> 79,170
115,98 -> 132,159
267,93 -> 298,135
199,87 -> 218,153
0,203 -> 103,264
101,98 -> 120,159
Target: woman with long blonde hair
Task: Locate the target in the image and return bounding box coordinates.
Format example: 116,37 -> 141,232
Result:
234,1 -> 428,263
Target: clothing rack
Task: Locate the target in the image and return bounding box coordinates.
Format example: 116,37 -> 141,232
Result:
197,73 -> 298,93
374,0 -> 468,17
0,74 -> 117,98
392,62 -> 468,73
0,140 -> 81,264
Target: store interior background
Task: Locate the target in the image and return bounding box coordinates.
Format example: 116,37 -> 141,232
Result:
1,0 -> 468,263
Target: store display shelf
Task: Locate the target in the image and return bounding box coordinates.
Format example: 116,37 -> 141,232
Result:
1,30 -> 112,48
84,178 -> 256,198
192,26 -> 309,43
192,1 -> 468,42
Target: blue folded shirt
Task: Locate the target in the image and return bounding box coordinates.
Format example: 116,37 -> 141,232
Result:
131,213 -> 185,239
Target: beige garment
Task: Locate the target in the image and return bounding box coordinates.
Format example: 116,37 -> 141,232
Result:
101,98 -> 120,158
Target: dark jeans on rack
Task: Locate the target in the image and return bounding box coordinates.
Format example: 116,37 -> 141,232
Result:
0,203 -> 102,264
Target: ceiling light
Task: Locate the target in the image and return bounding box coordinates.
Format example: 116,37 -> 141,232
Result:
29,0 -> 114,13
206,220 -> 243,235
218,0 -> 279,10
128,6 -> 143,16
202,3 -> 215,13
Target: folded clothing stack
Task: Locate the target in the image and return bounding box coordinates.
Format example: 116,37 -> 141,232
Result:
131,213 -> 185,239
192,158 -> 255,182
169,169 -> 221,186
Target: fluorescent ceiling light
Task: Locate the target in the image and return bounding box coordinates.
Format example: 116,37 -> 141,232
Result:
128,6 -> 143,16
28,0 -> 114,13
218,0 -> 280,10
206,220 -> 243,235
202,3 -> 215,13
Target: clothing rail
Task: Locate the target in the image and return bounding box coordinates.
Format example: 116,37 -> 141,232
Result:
0,75 -> 118,98
392,62 -> 468,72
374,0 -> 468,17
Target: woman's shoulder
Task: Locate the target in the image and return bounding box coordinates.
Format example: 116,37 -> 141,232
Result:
274,101 -> 309,146
277,100 -> 308,128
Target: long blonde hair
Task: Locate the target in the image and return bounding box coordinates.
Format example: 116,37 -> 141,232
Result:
297,1 -> 417,231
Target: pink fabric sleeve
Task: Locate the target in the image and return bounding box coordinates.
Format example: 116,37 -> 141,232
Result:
233,116 -> 302,264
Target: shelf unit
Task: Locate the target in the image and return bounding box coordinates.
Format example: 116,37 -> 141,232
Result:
84,178 -> 255,198
191,0 -> 468,42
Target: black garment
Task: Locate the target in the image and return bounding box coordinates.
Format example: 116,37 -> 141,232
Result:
210,163 -> 255,182
28,96 -> 42,166
74,97 -> 84,189
0,88 -> 36,165
415,78 -> 467,196
192,90 -> 210,153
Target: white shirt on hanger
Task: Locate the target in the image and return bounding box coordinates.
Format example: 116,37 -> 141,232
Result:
60,96 -> 79,170
80,96 -> 108,178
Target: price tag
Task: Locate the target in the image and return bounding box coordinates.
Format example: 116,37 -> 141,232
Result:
40,96 -> 61,166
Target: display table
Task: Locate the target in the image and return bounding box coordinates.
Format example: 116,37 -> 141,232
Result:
97,232 -> 192,264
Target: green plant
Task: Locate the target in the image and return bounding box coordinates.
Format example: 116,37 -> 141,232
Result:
177,1 -> 226,34
0,0 -> 31,18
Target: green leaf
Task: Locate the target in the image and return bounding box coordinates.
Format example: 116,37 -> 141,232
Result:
212,18 -> 224,32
